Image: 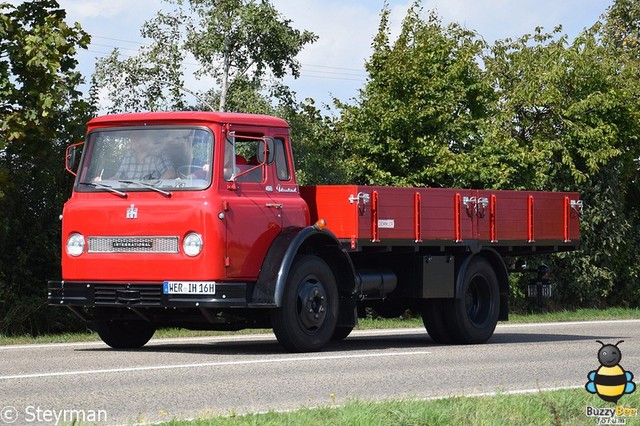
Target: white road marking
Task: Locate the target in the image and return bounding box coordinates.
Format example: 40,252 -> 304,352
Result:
0,350 -> 431,380
496,319 -> 640,328
424,384 -> 586,401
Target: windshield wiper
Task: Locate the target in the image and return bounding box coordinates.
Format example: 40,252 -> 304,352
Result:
79,182 -> 128,198
118,180 -> 172,198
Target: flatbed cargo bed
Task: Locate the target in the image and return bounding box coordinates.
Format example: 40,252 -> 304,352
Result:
301,185 -> 581,254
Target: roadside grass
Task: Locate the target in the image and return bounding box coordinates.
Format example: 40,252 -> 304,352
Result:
1,307 -> 639,346
158,389 -> 640,425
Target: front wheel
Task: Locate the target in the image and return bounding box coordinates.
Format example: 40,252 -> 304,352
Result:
446,257 -> 500,344
271,255 -> 338,352
94,310 -> 156,349
332,326 -> 354,341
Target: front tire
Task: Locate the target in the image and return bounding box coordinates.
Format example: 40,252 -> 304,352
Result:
446,257 -> 500,344
94,310 -> 156,349
271,255 -> 338,352
332,326 -> 354,341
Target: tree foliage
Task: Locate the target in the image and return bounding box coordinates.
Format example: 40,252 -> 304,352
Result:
0,0 -> 89,145
91,0 -> 316,113
0,0 -> 92,334
91,9 -> 188,113
338,2 -> 490,187
479,24 -> 640,308
602,0 -> 640,54
184,0 -> 316,111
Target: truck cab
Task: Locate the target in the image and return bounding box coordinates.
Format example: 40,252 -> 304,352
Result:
50,112 -> 318,348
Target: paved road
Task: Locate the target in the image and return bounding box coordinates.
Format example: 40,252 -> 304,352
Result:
1,320 -> 639,425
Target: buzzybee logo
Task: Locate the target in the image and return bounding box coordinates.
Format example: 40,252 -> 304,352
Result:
586,341 -> 636,403
585,340 -> 637,424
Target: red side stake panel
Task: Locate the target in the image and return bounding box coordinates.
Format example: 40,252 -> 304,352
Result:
300,185 -> 580,250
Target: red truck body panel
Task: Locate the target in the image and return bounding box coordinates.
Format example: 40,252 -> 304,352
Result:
301,185 -> 580,247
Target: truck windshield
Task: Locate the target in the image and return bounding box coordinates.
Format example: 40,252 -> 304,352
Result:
76,127 -> 213,192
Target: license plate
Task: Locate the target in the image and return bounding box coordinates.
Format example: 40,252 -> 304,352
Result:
163,281 -> 216,295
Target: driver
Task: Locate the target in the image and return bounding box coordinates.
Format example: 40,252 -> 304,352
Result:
98,132 -> 176,181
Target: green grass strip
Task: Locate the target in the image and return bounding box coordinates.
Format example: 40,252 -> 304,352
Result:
156,389 -> 640,425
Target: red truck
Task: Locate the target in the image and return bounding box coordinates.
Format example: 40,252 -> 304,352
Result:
48,112 -> 581,352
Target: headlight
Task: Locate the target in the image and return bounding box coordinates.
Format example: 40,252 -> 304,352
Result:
183,232 -> 203,257
66,233 -> 85,256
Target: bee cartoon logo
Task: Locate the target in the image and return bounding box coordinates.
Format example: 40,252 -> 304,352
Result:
585,340 -> 636,403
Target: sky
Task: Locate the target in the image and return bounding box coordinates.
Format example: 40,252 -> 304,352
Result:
55,0 -> 612,110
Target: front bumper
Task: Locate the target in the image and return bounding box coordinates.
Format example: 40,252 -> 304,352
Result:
47,280 -> 250,309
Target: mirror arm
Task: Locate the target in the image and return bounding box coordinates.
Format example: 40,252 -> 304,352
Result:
65,141 -> 85,176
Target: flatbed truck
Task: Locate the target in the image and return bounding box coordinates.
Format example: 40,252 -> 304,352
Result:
48,112 -> 581,352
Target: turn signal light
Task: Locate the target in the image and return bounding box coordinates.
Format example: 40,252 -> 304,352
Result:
313,219 -> 327,231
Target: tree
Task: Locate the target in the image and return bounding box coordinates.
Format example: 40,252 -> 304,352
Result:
602,0 -> 640,55
285,99 -> 347,185
479,23 -> 640,308
185,0 -> 316,111
0,0 -> 89,147
92,0 -> 317,113
338,1 -> 491,187
91,9 -> 187,113
0,0 -> 92,334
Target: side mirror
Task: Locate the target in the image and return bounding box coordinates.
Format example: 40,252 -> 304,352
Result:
257,138 -> 275,164
65,142 -> 84,176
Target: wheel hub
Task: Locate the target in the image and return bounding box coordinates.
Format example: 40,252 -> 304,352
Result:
466,276 -> 489,326
297,279 -> 327,331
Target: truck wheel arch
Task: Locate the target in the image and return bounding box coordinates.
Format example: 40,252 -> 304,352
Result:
251,225 -> 356,307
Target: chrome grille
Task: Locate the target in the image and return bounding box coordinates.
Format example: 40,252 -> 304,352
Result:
87,236 -> 179,253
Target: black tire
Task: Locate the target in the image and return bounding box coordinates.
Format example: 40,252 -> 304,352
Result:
271,255 -> 338,352
447,257 -> 500,344
332,326 -> 354,341
95,315 -> 156,349
421,299 -> 453,344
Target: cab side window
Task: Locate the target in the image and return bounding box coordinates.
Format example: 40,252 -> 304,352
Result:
224,135 -> 262,182
274,138 -> 290,181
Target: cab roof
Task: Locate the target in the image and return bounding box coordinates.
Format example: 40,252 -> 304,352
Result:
87,111 -> 290,129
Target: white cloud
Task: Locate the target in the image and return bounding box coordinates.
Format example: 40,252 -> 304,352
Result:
62,0 -> 134,19
424,0 -> 606,42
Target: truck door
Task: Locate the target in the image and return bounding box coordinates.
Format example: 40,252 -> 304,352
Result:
221,133 -> 283,278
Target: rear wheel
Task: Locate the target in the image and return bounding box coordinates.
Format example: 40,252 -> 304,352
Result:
447,257 -> 500,344
271,255 -> 338,352
94,311 -> 156,349
421,299 -> 453,344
